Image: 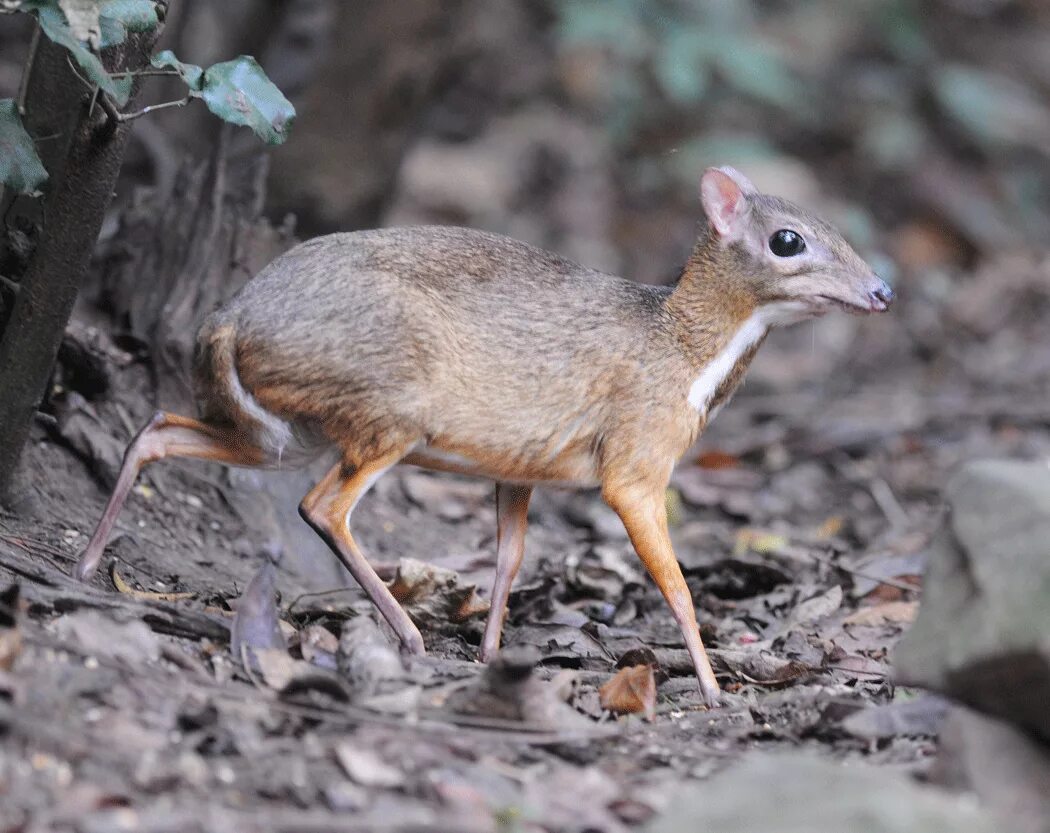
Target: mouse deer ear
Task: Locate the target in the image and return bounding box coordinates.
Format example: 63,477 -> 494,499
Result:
715,166 -> 757,194
700,167 -> 753,241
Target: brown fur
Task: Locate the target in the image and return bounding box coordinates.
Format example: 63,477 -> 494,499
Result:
79,169 -> 890,708
197,227 -> 758,487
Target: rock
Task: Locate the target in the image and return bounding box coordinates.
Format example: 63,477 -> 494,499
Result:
838,694 -> 951,741
930,706 -> 1050,833
894,460 -> 1050,740
646,753 -> 997,833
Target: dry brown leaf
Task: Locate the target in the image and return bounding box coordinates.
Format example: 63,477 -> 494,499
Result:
453,592 -> 490,621
696,450 -> 739,469
843,600 -> 920,627
388,558 -> 489,625
862,576 -> 922,604
599,664 -> 656,720
111,564 -> 195,602
710,649 -> 815,688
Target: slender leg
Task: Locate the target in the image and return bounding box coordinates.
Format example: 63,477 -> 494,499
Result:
299,449 -> 425,655
75,411 -> 268,582
604,483 -> 721,707
479,482 -> 532,662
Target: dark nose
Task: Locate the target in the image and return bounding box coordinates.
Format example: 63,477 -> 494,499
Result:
869,279 -> 894,311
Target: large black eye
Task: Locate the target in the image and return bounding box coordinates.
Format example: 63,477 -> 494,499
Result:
769,229 -> 805,257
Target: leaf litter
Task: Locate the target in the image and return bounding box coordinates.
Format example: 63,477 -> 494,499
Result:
0,315 -> 1020,828
3,144 -> 1046,833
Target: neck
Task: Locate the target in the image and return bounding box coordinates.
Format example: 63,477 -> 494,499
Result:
665,234 -> 776,416
666,233 -> 760,368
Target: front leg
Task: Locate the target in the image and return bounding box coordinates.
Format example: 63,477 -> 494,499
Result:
604,482 -> 720,707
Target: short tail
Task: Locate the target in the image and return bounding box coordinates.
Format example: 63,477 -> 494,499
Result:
194,319 -> 292,454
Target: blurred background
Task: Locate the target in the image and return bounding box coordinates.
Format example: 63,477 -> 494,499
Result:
70,0 -> 1050,393
3,6 -> 1050,824
5,0 -> 1049,269
1,0 -> 1048,585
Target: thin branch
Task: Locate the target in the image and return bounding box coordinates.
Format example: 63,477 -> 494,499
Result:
65,56 -> 119,128
111,95 -> 192,122
16,20 -> 40,115
106,68 -> 182,78
96,89 -> 122,127
64,54 -> 96,94
286,586 -> 361,615
0,274 -> 19,293
65,55 -> 190,127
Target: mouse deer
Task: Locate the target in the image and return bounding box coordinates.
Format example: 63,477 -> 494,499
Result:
75,167 -> 892,707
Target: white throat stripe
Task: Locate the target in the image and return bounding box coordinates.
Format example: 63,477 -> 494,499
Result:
687,302 -> 809,414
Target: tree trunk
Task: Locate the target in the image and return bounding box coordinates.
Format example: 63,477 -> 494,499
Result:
0,25 -> 162,498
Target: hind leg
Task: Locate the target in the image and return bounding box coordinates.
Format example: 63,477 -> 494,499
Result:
479,482 -> 532,662
299,446 -> 425,654
75,411 -> 269,581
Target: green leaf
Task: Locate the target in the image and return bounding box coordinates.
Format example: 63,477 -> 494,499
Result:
31,3 -> 132,104
150,49 -> 203,89
199,56 -> 295,145
98,0 -> 158,48
0,99 -> 49,195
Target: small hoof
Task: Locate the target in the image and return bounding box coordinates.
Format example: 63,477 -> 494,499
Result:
700,682 -> 722,709
73,556 -> 97,582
